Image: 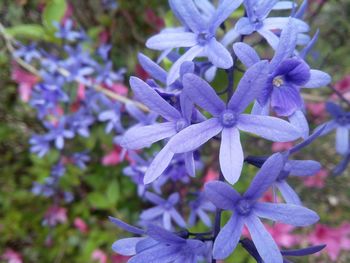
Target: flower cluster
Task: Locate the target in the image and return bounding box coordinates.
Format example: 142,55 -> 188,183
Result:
109,0 -> 333,262
12,18 -> 127,218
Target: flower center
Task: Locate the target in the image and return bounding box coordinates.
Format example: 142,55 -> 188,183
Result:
252,18 -> 263,30
197,32 -> 213,46
175,118 -> 188,132
220,110 -> 238,128
273,76 -> 284,88
236,199 -> 252,216
164,202 -> 173,210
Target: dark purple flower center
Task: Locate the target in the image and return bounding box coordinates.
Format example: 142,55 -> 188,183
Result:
197,31 -> 213,46
236,199 -> 253,216
175,118 -> 188,132
220,110 -> 238,128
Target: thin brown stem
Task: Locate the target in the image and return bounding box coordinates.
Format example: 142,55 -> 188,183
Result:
0,22 -> 149,112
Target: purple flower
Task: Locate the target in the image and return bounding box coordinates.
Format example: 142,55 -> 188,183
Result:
98,103 -> 123,133
318,102 -> 350,154
166,62 -> 300,184
146,0 -> 243,85
204,153 -> 319,262
246,129 -> 324,205
94,62 -> 124,87
120,77 -> 196,183
71,152 -> 90,170
29,134 -> 51,157
14,43 -> 41,63
140,192 -> 186,230
68,110 -> 95,138
109,217 -> 207,262
137,53 -> 195,95
43,119 -> 75,150
222,0 -> 310,48
126,102 -> 158,127
102,0 -> 118,10
122,153 -> 163,196
234,21 -> 331,118
54,19 -> 83,41
188,192 -> 215,227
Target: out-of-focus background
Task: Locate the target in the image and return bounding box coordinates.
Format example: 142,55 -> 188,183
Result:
0,0 -> 350,262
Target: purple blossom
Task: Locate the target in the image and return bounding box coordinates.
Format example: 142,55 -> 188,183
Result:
71,152 -> 90,170
125,102 -> 158,127
68,110 -> 95,138
54,19 -> 84,41
14,43 -> 41,63
98,103 -> 123,133
43,119 -> 75,150
140,192 -> 186,230
246,128 -> 324,205
120,77 -> 196,183
204,153 -> 319,261
109,217 -> 208,262
234,21 -> 331,119
188,192 -> 215,227
29,134 -> 51,157
222,0 -> 310,48
166,62 -> 300,184
318,102 -> 350,154
94,62 -> 124,87
102,0 -> 118,10
146,0 -> 243,85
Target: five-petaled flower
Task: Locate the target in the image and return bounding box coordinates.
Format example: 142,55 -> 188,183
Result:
204,153 -> 319,262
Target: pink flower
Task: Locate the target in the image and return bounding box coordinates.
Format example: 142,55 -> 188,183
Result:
331,75 -> 350,102
91,249 -> 107,263
303,169 -> 328,189
335,75 -> 350,92
135,63 -> 149,81
102,146 -> 125,166
203,168 -> 219,183
61,3 -> 73,23
308,223 -> 350,261
260,190 -> 281,203
272,142 -> 293,152
265,223 -> 299,248
43,206 -> 67,227
1,249 -> 22,263
74,218 -> 88,234
242,223 -> 298,248
11,63 -> 39,102
306,102 -> 326,124
77,83 -> 86,101
111,254 -> 129,263
109,83 -> 128,96
99,30 -> 110,44
145,8 -> 165,32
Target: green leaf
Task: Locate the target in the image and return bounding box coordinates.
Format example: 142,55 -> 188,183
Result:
87,192 -> 110,209
107,180 -> 120,205
42,0 -> 67,31
5,24 -> 47,40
